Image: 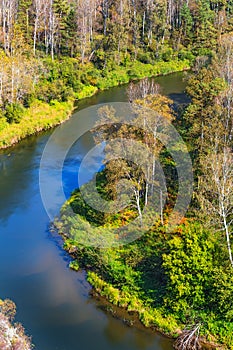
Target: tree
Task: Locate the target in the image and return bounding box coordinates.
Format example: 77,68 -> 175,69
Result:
0,0 -> 18,54
93,80 -> 174,225
192,35 -> 233,268
198,142 -> 233,267
128,78 -> 173,217
17,0 -> 33,44
184,67 -> 226,152
0,49 -> 42,107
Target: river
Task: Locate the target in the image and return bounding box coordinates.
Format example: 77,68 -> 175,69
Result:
0,72 -> 189,350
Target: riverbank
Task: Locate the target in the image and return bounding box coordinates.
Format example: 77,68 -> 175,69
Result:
88,278 -> 224,350
0,298 -> 32,349
0,99 -> 74,149
86,272 -> 226,350
60,225 -> 231,350
0,59 -> 190,150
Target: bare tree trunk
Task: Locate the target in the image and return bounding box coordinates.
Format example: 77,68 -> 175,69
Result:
33,17 -> 38,55
160,189 -> 164,225
134,188 -> 142,225
223,210 -> 233,267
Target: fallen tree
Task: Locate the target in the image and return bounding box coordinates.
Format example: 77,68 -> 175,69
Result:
174,323 -> 201,350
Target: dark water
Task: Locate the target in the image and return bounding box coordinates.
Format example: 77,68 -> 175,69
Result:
0,72 -> 188,350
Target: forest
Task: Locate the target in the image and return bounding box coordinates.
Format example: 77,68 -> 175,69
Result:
0,0 -> 233,349
0,0 -> 233,147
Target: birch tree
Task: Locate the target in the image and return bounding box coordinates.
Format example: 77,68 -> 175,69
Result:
199,138 -> 233,268
0,50 -> 42,106
0,0 -> 18,54
198,34 -> 233,268
75,0 -> 92,62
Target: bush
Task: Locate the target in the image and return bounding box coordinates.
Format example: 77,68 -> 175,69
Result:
162,223 -> 216,315
0,116 -> 8,131
5,103 -> 25,124
36,79 -> 74,103
75,85 -> 98,99
161,47 -> 175,62
69,260 -> 80,271
140,309 -> 179,334
137,52 -> 154,64
178,49 -> 195,62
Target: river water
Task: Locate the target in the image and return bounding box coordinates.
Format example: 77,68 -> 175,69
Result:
0,72 -> 188,350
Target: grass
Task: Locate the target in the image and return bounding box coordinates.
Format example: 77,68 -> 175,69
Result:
0,98 -> 74,149
87,271 -> 181,337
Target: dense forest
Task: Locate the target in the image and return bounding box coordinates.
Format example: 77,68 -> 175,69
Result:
1,0 -> 233,60
0,0 -> 233,131
0,0 -> 233,349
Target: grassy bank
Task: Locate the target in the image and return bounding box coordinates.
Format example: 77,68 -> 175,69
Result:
0,58 -> 190,150
0,99 -> 74,149
93,59 -> 190,90
87,271 -> 180,336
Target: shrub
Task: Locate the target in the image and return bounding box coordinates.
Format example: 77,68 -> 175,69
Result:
5,103 -> 25,124
36,79 -> 74,103
162,223 -> 215,315
75,85 -> 98,99
0,116 -> 8,131
69,260 -> 80,271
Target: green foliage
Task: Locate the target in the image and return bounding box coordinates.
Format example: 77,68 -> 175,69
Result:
59,189 -> 233,348
208,267 -> 233,321
4,103 -> 25,124
87,271 -> 179,336
75,85 -> 98,100
1,2 -> 233,348
1,0 -> 231,62
36,79 -> 74,103
178,49 -> 195,62
162,223 -> 214,314
96,68 -> 130,90
183,67 -> 227,148
140,309 -> 179,335
69,260 -> 80,271
0,50 -> 190,149
0,113 -> 8,132
0,98 -> 74,148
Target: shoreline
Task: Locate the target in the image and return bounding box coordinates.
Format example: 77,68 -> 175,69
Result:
63,240 -> 224,350
0,61 -> 190,151
0,99 -> 75,150
89,290 -> 223,350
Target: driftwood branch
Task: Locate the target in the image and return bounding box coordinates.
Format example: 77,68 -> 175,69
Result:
174,323 -> 201,350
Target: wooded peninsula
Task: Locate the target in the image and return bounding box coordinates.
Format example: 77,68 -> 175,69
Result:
0,1 -> 232,349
